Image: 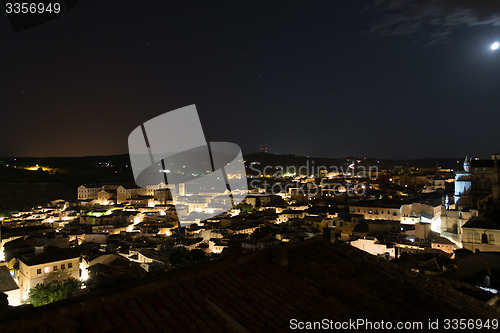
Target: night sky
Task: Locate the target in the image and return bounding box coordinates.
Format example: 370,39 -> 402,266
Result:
1,0 -> 500,159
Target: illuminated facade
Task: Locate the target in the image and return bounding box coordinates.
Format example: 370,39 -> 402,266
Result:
17,251 -> 80,300
461,216 -> 500,252
350,203 -> 401,221
77,185 -> 101,200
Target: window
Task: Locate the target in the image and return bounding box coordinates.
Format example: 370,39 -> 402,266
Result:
68,263 -> 73,269
482,233 -> 488,244
44,267 -> 50,273
474,233 -> 480,242
61,264 -> 65,269
53,265 -> 58,271
490,234 -> 495,243
37,268 -> 42,274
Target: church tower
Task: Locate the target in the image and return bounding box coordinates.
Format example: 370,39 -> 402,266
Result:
463,156 -> 471,173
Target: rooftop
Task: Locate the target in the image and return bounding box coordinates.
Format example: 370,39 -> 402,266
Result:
462,215 -> 500,230
1,238 -> 498,331
19,248 -> 81,266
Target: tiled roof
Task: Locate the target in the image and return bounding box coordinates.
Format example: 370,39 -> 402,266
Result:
462,215 -> 500,230
1,239 -> 498,332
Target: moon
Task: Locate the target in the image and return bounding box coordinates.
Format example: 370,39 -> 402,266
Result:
491,41 -> 500,51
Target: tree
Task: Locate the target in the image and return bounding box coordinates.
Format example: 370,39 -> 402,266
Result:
169,248 -> 209,269
25,278 -> 82,307
240,202 -> 254,213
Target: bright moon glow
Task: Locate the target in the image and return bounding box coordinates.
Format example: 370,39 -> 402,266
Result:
491,42 -> 500,51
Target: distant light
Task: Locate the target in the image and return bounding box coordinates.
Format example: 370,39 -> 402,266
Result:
491,41 -> 499,51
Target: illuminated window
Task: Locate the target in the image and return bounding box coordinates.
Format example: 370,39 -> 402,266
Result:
44,267 -> 50,273
37,268 -> 41,274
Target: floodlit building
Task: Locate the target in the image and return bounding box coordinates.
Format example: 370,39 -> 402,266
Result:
350,237 -> 396,259
17,249 -> 80,300
461,216 -> 500,252
349,201 -> 402,221
77,185 -> 101,201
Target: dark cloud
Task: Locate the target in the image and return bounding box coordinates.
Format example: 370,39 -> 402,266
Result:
366,0 -> 500,46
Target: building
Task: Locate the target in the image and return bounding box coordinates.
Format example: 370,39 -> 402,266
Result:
470,155 -> 500,207
400,201 -> 442,226
77,185 -> 101,201
97,190 -> 113,205
117,186 -> 156,204
440,208 -> 477,244
241,237 -> 280,251
349,201 -> 402,221
17,249 -> 80,300
136,249 -> 169,272
0,266 -> 20,306
461,215 -> 500,252
431,237 -> 456,254
453,157 -> 473,208
350,237 -> 396,259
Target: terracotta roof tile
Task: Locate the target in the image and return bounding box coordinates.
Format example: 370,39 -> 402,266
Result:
2,239 -> 499,332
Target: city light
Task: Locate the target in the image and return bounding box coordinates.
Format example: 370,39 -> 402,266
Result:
491,41 -> 499,51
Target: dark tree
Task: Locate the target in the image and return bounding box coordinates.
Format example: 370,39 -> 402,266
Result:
169,248 -> 209,269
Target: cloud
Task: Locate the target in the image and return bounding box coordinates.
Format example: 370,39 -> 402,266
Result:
365,0 -> 500,46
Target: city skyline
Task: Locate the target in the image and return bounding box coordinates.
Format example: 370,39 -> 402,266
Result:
2,2 -> 500,330
1,0 -> 500,158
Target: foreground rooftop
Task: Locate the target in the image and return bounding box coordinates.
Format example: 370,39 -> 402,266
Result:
1,238 -> 498,332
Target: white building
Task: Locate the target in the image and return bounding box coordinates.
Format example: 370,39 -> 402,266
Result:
351,237 -> 396,259
461,216 -> 500,252
17,250 -> 80,301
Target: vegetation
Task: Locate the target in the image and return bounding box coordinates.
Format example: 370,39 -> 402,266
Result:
0,210 -> 17,217
240,202 -> 255,213
169,247 -> 209,269
25,278 -> 82,307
